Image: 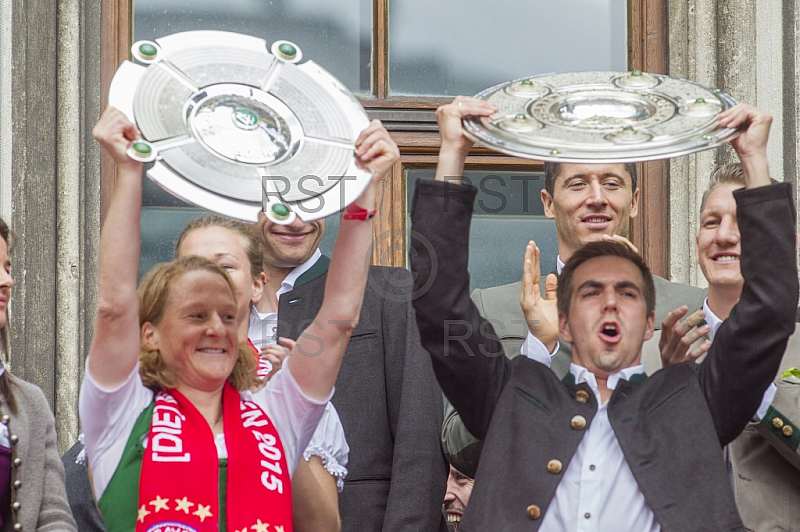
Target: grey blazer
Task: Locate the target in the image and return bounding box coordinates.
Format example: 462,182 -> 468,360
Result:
277,260 -> 448,532
410,179 -> 797,531
442,258 -> 706,477
3,375 -> 76,532
729,329 -> 800,531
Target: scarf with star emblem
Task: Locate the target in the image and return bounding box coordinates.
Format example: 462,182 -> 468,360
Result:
137,383 -> 293,531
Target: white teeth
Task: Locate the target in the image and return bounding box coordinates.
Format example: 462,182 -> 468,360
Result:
446,515 -> 461,523
584,217 -> 609,223
714,255 -> 738,262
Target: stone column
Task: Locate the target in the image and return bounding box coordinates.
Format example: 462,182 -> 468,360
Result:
9,0 -> 101,453
668,0 -> 793,287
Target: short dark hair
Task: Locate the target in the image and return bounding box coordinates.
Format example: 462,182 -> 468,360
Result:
544,162 -> 638,197
557,241 -> 655,318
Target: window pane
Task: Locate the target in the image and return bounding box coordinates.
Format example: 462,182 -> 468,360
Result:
407,170 -> 557,292
390,0 -> 627,96
133,0 -> 372,93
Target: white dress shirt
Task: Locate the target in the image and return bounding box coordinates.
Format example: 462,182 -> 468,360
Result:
540,364 -> 660,531
248,249 -> 321,347
519,339 -> 661,532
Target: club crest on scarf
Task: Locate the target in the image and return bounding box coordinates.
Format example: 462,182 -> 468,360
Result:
146,523 -> 197,532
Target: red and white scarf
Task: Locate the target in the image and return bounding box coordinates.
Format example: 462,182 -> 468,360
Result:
137,383 -> 292,532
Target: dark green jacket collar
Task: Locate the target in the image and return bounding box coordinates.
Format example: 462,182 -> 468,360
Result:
294,254 -> 330,289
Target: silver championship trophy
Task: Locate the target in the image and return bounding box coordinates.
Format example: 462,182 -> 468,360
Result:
109,30 -> 371,224
463,71 -> 740,163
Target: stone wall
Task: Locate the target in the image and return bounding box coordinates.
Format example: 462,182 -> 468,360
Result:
668,0 -> 798,286
8,0 -> 101,452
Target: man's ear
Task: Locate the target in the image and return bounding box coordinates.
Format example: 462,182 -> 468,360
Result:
541,190 -> 556,220
559,311 -> 572,343
141,322 -> 159,351
629,188 -> 640,219
251,272 -> 266,305
643,311 -> 655,342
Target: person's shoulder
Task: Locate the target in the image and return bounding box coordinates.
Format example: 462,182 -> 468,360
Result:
365,265 -> 414,297
6,373 -> 48,403
473,280 -> 523,299
3,374 -> 52,421
472,281 -> 524,319
652,274 -> 707,324
652,274 -> 705,296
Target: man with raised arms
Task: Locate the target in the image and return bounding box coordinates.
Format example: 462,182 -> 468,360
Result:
409,100 -> 797,530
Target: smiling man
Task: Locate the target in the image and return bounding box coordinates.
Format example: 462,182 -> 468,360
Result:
660,163 -> 800,531
410,101 -> 798,530
249,121 -> 448,532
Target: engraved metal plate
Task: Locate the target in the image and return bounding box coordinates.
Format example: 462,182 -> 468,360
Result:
463,71 -> 740,163
108,31 -> 371,224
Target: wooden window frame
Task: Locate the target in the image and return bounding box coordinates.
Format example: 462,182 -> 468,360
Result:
100,0 -> 669,276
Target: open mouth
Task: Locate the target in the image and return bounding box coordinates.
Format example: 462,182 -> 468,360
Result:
446,513 -> 462,530
599,322 -> 621,343
711,253 -> 739,263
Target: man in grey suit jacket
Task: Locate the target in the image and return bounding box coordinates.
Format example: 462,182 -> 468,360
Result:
439,98 -> 705,477
412,99 -> 796,530
251,137 -> 448,531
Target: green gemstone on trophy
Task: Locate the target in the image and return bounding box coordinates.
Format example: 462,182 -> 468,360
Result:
631,70 -> 643,76
521,79 -> 534,86
132,142 -> 152,157
622,126 -> 634,132
695,98 -> 706,104
703,135 -> 713,141
272,203 -> 290,219
139,43 -> 158,59
278,43 -> 297,60
515,114 -> 527,120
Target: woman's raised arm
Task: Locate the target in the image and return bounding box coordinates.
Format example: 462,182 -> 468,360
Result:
87,108 -> 146,388
286,120 -> 399,401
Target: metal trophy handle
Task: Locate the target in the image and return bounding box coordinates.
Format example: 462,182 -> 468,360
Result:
462,70 -> 740,163
109,30 -> 372,224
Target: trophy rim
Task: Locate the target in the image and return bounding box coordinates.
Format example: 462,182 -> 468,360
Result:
462,70 -> 740,163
